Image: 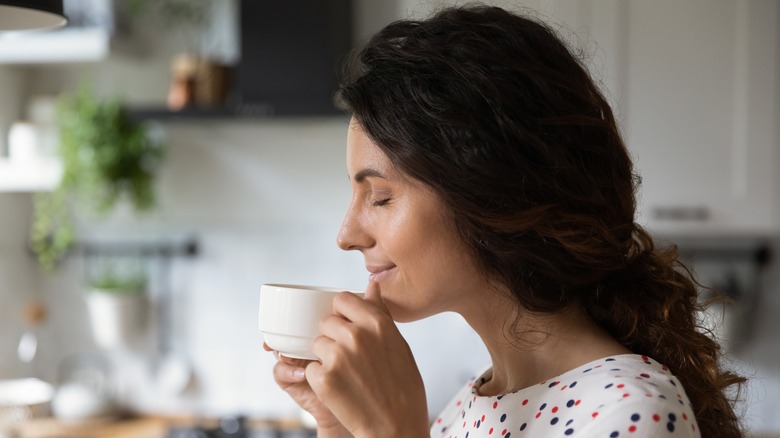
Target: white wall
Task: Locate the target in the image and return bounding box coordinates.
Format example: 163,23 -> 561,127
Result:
0,65 -> 45,380
0,193 -> 43,379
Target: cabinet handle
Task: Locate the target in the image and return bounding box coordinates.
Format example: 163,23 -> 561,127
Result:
652,206 -> 710,221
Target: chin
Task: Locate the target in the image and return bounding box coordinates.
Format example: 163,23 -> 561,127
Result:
384,301 -> 433,323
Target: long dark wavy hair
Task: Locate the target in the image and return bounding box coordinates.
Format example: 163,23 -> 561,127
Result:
336,4 -> 745,437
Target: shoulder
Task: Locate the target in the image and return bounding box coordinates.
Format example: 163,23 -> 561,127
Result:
432,356 -> 701,437
553,355 -> 701,437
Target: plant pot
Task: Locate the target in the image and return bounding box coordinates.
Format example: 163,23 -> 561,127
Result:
85,289 -> 149,349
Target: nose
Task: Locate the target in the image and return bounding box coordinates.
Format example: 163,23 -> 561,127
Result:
337,202 -> 372,251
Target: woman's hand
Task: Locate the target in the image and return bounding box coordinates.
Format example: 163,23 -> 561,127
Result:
305,281 -> 429,438
264,344 -> 350,437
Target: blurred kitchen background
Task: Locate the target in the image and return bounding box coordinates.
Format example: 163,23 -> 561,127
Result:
0,0 -> 778,437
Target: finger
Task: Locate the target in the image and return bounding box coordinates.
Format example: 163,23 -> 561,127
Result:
304,360 -> 324,389
311,333 -> 341,364
273,360 -> 306,384
262,342 -> 281,361
332,290 -> 392,327
264,342 -> 311,365
279,355 -> 314,368
331,290 -> 371,320
304,360 -> 345,398
318,314 -> 348,339
363,278 -> 380,302
363,280 -> 391,315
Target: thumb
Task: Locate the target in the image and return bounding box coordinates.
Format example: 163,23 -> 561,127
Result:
363,279 -> 390,314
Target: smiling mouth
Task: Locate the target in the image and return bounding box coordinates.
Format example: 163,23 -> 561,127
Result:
368,266 -> 397,283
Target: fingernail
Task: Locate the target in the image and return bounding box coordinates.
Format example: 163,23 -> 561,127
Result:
292,368 -> 305,379
273,351 -> 280,360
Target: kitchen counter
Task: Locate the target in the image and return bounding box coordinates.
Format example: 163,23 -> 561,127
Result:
16,415 -> 311,438
17,416 -> 168,438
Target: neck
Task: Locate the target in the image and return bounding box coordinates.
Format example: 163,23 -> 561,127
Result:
458,288 -> 630,396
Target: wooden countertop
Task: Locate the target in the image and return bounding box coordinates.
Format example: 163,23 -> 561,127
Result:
17,416 -> 169,438
16,415 -> 307,438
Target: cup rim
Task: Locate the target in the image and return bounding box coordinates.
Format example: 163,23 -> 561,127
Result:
261,283 -> 363,294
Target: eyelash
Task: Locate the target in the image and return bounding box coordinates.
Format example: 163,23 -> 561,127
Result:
372,197 -> 392,207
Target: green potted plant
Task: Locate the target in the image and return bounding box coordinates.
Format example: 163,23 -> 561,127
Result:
29,86 -> 165,271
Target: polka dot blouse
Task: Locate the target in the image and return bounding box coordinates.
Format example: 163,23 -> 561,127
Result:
431,354 -> 699,437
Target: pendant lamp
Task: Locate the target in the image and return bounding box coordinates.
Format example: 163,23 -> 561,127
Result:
0,0 -> 67,31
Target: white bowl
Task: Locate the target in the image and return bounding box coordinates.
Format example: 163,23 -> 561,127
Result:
259,284 -> 362,360
0,378 -> 54,423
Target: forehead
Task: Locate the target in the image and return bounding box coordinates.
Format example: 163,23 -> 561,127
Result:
346,121 -> 397,176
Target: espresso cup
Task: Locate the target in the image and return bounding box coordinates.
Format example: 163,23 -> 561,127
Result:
258,284 -> 363,360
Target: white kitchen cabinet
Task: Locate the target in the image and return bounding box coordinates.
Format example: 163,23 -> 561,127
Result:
417,0 -> 779,236
620,0 -> 779,237
0,0 -> 112,64
0,27 -> 110,64
0,158 -> 61,192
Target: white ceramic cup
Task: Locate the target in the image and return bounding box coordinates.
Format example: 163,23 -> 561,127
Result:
258,284 -> 363,360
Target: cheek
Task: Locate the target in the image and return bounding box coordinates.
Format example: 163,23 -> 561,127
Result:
396,218 -> 465,284
381,207 -> 418,255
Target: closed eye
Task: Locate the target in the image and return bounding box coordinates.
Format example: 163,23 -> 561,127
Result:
372,198 -> 392,207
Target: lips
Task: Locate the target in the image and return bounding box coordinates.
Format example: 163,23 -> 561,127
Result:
366,265 -> 397,282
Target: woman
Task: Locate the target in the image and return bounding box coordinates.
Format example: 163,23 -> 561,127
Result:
266,5 -> 745,437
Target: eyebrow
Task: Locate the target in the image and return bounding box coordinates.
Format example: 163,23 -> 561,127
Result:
352,168 -> 387,183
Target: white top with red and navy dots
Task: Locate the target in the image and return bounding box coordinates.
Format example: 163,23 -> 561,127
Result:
431,354 -> 700,438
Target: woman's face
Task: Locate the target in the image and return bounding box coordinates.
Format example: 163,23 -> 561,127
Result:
337,120 -> 485,322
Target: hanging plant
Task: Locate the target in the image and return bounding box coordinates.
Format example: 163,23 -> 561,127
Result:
30,86 -> 165,272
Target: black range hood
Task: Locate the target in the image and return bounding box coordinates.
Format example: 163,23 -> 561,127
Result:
236,0 -> 353,117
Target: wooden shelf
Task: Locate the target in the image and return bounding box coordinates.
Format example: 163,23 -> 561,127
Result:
129,106 -> 240,121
